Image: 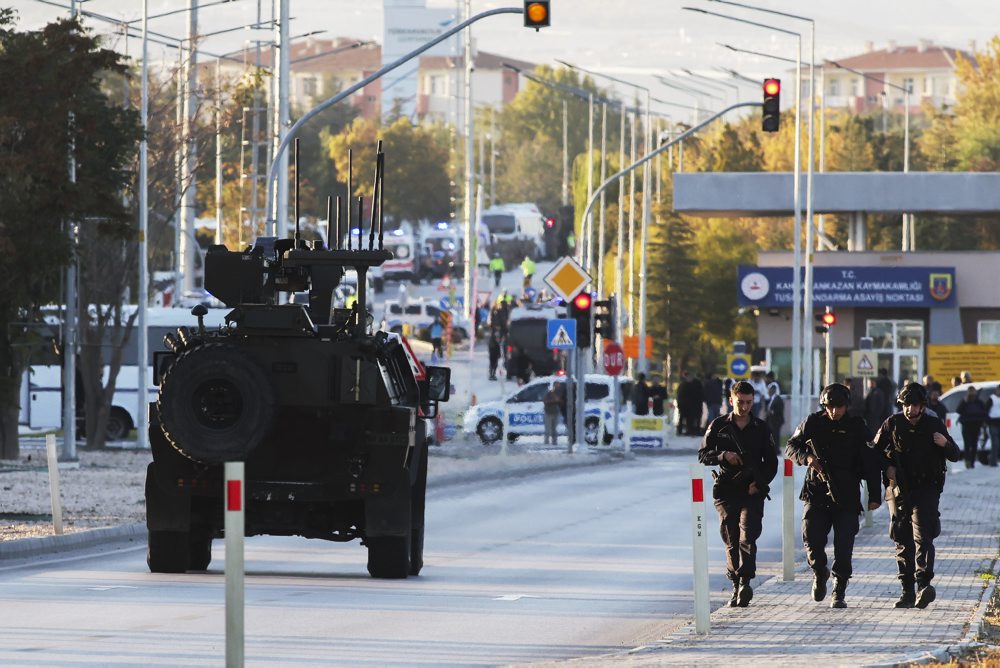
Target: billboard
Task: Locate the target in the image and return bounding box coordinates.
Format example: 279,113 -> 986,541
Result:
383,1 -> 458,121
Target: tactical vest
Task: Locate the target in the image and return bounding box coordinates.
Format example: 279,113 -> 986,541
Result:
889,413 -> 946,490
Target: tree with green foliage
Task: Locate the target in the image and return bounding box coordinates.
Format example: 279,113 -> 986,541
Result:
325,116 -> 451,227
0,13 -> 141,458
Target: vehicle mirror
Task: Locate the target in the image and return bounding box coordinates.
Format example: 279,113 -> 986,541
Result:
425,365 -> 451,401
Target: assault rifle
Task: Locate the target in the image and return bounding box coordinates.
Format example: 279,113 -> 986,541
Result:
722,424 -> 771,499
805,438 -> 842,506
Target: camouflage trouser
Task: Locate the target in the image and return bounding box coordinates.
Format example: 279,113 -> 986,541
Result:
886,486 -> 942,587
714,492 -> 766,582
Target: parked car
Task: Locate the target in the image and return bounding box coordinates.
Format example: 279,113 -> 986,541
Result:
462,374 -> 632,446
939,380 -> 1000,464
380,298 -> 472,342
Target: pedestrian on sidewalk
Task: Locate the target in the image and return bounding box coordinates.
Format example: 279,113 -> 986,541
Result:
765,382 -> 785,449
489,252 -> 505,288
698,380 -> 779,608
543,383 -> 563,445
956,385 -> 988,468
874,382 -> 961,609
785,383 -> 882,609
487,328 -> 501,381
986,385 -> 1000,466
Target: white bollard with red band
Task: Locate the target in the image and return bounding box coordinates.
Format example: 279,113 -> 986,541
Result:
45,434 -> 64,536
225,462 -> 245,667
782,458 -> 796,581
689,462 -> 710,634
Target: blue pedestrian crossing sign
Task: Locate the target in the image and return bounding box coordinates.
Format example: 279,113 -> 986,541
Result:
547,318 -> 577,350
727,354 -> 751,379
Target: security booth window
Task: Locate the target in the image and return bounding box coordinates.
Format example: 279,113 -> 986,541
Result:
979,320 -> 1000,344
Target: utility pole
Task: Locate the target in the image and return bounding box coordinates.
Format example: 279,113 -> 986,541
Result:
63,0 -> 79,459
179,0 -> 198,293
274,0 -> 290,239
462,0 -> 474,322
136,0 -> 150,450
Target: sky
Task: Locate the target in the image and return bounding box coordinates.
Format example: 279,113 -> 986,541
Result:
11,0 -> 1000,117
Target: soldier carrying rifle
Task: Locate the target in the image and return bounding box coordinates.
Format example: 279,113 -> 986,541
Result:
699,380 -> 779,608
786,383 -> 883,609
873,383 -> 960,609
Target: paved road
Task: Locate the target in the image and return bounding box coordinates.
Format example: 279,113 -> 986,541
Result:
0,455 -> 798,666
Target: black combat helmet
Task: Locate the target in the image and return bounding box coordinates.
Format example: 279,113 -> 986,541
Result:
819,383 -> 851,407
897,382 -> 928,406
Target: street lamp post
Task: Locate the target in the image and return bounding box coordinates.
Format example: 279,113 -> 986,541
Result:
684,5 -> 806,428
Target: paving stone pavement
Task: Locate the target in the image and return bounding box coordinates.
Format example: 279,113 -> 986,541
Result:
572,465 -> 1000,667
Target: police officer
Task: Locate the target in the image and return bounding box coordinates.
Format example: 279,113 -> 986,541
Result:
698,380 -> 779,607
786,383 -> 882,608
873,383 -> 961,609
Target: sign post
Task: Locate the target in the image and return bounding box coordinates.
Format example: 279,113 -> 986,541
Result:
690,462 -> 710,634
782,458 -> 795,581
603,341 -> 625,452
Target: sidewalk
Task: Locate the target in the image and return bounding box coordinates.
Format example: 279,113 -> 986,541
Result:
586,464 -> 1000,666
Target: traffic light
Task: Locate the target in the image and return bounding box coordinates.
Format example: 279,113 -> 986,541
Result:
815,308 -> 836,334
593,298 -> 615,340
568,291 -> 592,348
762,78 -> 780,133
524,1 -> 550,30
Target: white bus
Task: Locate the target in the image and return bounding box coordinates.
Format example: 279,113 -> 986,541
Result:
19,306 -> 231,440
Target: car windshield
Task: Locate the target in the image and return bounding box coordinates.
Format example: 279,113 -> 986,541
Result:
510,383 -> 549,403
481,213 -> 516,235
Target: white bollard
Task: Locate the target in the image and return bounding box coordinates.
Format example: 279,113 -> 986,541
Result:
782,458 -> 796,581
44,434 -> 63,536
689,462 -> 710,634
225,462 -> 245,668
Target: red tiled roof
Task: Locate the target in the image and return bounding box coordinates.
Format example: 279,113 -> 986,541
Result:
824,44 -> 971,72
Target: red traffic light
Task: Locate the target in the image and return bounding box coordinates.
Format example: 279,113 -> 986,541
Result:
573,292 -> 592,310
764,78 -> 780,96
821,312 -> 837,326
545,217 -> 555,228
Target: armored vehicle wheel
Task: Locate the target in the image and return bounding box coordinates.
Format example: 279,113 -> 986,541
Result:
188,531 -> 213,571
158,343 -> 275,464
477,417 -> 502,445
147,531 -> 190,573
367,535 -> 411,579
106,408 -> 132,441
584,417 -> 600,446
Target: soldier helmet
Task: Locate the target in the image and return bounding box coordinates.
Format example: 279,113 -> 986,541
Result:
819,383 -> 851,407
897,382 -> 928,406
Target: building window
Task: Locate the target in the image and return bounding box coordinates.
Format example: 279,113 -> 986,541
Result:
903,77 -> 914,94
980,321 -> 1000,343
829,78 -> 840,97
866,320 -> 925,385
302,77 -> 317,98
852,78 -> 862,97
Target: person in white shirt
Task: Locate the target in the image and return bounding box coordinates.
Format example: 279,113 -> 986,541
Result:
986,385 -> 1000,467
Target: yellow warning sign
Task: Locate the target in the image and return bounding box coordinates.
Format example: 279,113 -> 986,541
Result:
851,350 -> 877,378
543,256 -> 591,302
927,344 -> 1000,381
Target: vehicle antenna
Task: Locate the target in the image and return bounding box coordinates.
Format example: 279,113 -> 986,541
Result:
347,148 -> 353,248
377,148 -> 385,250
369,139 -> 382,251
293,137 -> 301,247
334,195 -> 342,250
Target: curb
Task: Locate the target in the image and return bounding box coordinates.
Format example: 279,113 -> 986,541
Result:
0,523 -> 145,562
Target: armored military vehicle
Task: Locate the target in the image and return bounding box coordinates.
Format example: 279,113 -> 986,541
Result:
145,143 -> 449,578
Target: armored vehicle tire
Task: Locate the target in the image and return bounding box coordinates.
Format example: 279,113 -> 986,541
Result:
477,417 -> 502,445
158,343 -> 275,464
367,535 -> 411,579
147,530 -> 190,573
188,531 -> 213,571
584,418 -> 600,447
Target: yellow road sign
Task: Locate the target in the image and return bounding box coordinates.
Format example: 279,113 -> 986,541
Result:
727,354 -> 751,379
543,256 -> 591,302
851,350 -> 877,378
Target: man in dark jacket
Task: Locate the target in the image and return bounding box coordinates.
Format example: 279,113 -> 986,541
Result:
874,383 -> 961,609
631,373 -> 651,415
956,385 -> 988,468
698,380 -> 779,608
786,384 -> 882,608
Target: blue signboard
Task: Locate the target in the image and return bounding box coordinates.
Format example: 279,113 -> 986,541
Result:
547,318 -> 577,350
730,357 -> 749,377
737,266 -> 956,308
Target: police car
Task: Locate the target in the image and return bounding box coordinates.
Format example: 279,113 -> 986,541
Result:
463,374 -> 631,445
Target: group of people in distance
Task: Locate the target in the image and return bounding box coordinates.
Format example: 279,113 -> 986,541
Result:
699,380 -> 959,610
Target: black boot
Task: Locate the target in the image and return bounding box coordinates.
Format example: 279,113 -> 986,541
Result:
811,567 -> 830,602
915,583 -> 937,609
830,577 -> 847,609
728,580 -> 740,607
894,582 -> 916,608
737,578 -> 754,607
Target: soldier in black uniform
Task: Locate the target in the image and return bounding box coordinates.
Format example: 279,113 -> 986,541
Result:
698,380 -> 779,607
786,384 -> 882,608
873,383 -> 961,609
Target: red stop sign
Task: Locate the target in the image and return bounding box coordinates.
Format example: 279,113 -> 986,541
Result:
602,341 -> 625,376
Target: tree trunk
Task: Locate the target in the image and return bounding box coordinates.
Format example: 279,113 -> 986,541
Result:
0,404 -> 19,460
